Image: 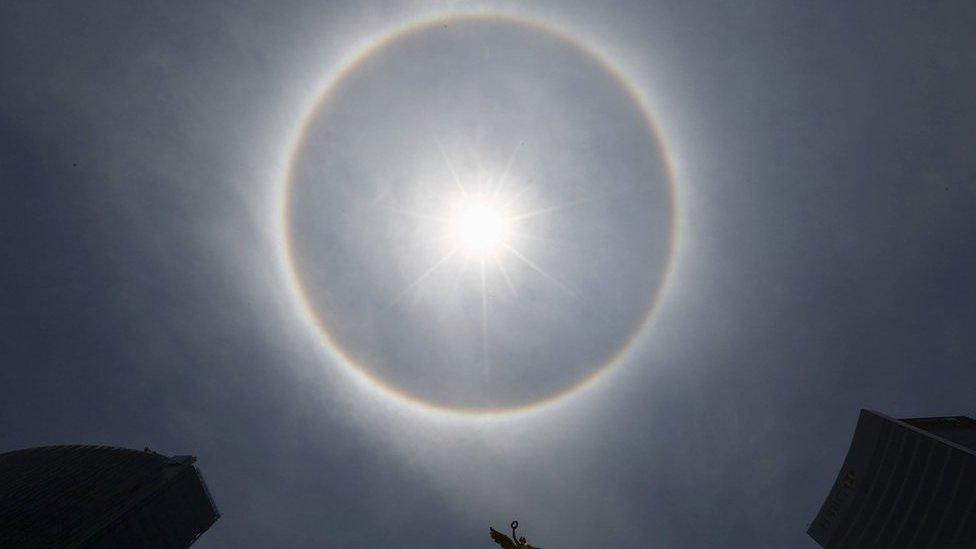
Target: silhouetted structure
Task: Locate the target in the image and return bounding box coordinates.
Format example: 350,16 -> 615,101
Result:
0,445 -> 219,548
490,520 -> 541,548
809,410 -> 976,547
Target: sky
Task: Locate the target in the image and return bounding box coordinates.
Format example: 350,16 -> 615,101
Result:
1,1 -> 975,547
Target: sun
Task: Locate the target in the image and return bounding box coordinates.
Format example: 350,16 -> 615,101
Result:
449,195 -> 512,258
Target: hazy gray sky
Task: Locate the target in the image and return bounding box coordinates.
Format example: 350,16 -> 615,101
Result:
2,2 -> 975,547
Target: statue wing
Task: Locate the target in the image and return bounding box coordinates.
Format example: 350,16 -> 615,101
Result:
489,527 -> 518,549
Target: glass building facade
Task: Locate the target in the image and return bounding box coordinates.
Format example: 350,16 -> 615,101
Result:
0,445 -> 219,548
809,410 -> 976,548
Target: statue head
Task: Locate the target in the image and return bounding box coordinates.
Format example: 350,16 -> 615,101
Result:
490,519 -> 540,548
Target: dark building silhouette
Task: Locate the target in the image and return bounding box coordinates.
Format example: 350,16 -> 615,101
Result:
809,409 -> 976,548
0,445 -> 219,548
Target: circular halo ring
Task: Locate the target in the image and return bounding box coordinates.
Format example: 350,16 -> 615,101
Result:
278,12 -> 678,418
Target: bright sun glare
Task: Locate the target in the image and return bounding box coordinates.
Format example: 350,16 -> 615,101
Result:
450,196 -> 511,257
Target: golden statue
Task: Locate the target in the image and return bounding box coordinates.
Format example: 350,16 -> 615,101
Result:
490,520 -> 541,548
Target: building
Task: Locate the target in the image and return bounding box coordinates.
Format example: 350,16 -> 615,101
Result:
0,445 -> 219,548
809,409 -> 976,548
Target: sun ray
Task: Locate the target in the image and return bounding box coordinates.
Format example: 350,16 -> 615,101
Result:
436,137 -> 467,196
493,252 -> 518,299
508,186 -> 638,222
392,233 -> 453,253
502,243 -> 580,299
449,255 -> 470,295
508,195 -> 599,222
508,229 -> 577,249
499,177 -> 535,210
389,247 -> 459,307
474,138 -> 486,180
480,258 -> 489,373
503,244 -> 614,324
374,200 -> 449,224
492,140 -> 525,199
